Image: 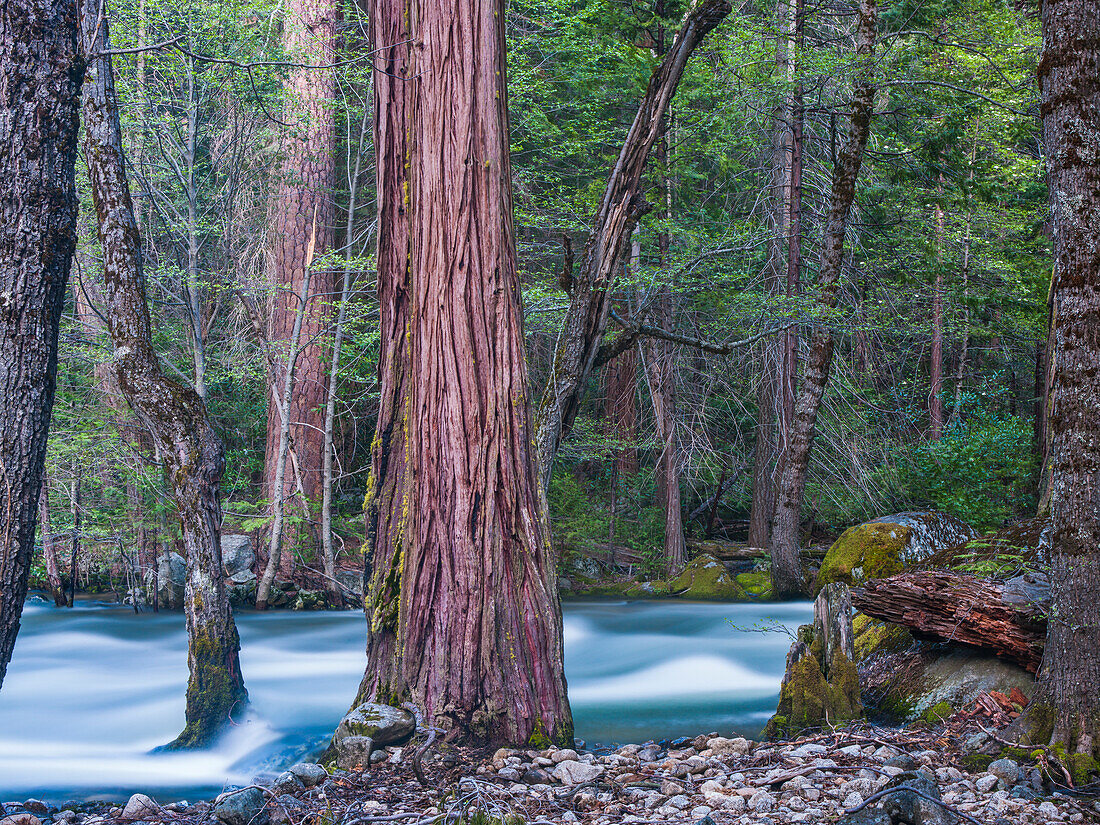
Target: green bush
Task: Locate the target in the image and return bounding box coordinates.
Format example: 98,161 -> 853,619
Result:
901,394 -> 1036,530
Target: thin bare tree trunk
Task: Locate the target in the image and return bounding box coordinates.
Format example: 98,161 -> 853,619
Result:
356,0 -> 573,746
262,0 -> 337,568
0,0 -> 82,688
1013,0 -> 1100,761
768,0 -> 878,599
320,111 -> 369,606
257,230 -> 316,610
533,0 -> 731,489
80,0 -> 247,747
929,180 -> 945,438
38,480 -> 66,607
69,474 -> 80,607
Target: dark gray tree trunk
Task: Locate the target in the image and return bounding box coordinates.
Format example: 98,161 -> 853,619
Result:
533,0 -> 731,489
1015,0 -> 1100,763
768,0 -> 878,599
0,0 -> 82,692
79,0 -> 247,748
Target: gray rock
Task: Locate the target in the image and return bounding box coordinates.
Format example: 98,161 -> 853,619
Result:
334,570 -> 363,598
220,535 -> 254,578
0,815 -> 41,825
868,512 -> 979,563
837,810 -> 891,825
989,758 -> 1020,788
748,791 -> 775,813
286,763 -> 327,788
145,552 -> 186,609
120,795 -> 159,822
1002,572 -> 1049,609
1011,785 -> 1039,800
976,774 -> 999,793
213,788 -> 267,825
886,753 -> 919,772
335,704 -> 415,748
336,735 -> 373,770
880,771 -> 951,825
271,772 -> 304,794
497,767 -> 522,782
551,760 -> 604,784
20,804 -> 46,817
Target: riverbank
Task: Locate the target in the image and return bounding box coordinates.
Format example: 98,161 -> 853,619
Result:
1,724 -> 1092,825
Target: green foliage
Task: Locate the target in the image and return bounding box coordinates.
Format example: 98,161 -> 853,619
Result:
901,392 -> 1037,530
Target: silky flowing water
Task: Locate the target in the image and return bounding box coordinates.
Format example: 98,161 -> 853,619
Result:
0,597 -> 810,802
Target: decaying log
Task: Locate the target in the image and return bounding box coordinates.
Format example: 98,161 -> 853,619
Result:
687,539 -> 827,561
851,570 -> 1047,672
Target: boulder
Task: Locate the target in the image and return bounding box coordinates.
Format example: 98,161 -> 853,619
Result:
335,570 -> 364,598
0,816 -> 41,825
860,645 -> 1034,724
213,788 -> 267,825
817,512 -> 977,592
220,534 -> 254,578
120,794 -> 159,821
334,703 -> 415,768
878,770 -> 952,825
286,763 -> 327,788
668,554 -> 748,601
145,552 -> 186,609
922,516 -> 1052,574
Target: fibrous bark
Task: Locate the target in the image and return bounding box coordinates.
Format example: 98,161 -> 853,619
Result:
1013,0 -> 1100,760
853,571 -> 1046,672
768,0 -> 878,599
0,0 -> 82,691
356,0 -> 573,746
533,0 -> 731,489
262,0 -> 337,567
79,0 -> 247,747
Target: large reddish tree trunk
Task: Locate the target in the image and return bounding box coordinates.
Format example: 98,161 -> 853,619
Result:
80,0 -> 247,747
0,0 -> 81,690
1014,0 -> 1100,761
356,0 -> 573,746
605,338 -> 638,477
768,0 -> 877,599
262,0 -> 337,569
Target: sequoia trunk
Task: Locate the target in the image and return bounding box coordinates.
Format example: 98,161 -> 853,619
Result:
356,0 -> 573,745
0,0 -> 82,691
1015,0 -> 1100,761
262,0 -> 337,567
768,0 -> 877,599
80,0 -> 247,747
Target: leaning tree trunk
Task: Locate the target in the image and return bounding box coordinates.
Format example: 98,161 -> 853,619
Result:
768,0 -> 877,599
80,0 -> 247,748
355,0 -> 573,746
262,0 -> 337,570
0,0 -> 82,692
533,0 -> 731,490
1013,0 -> 1100,762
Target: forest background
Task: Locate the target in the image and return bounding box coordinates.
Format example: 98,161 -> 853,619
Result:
37,0 -> 1048,598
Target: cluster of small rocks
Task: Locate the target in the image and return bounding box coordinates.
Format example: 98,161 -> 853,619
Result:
477,733 -> 1095,824
3,731 -> 1097,825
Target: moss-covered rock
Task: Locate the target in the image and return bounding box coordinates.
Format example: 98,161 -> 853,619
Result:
816,523 -> 912,591
921,516 -> 1052,577
764,646 -> 862,738
668,554 -> 748,601
735,571 -> 773,599
853,612 -> 913,662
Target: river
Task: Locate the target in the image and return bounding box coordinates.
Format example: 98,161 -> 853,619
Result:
0,597 -> 810,802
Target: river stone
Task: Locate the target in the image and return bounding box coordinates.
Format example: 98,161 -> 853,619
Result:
552,760 -> 604,784
335,703 -> 415,748
272,771 -> 304,794
120,794 -> 159,821
220,535 -> 254,578
335,735 -> 374,770
19,803 -> 46,817
989,758 -> 1020,788
0,816 -> 41,825
213,788 -> 267,825
837,810 -> 891,825
880,770 -> 951,825
287,763 -> 327,788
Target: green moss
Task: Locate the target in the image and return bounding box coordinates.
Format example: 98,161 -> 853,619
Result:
921,701 -> 954,725
1066,753 -> 1099,786
764,647 -> 862,739
668,555 -> 748,601
962,753 -> 994,772
735,572 -> 773,599
815,523 -> 912,592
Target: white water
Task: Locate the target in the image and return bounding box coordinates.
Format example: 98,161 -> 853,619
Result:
0,596 -> 810,801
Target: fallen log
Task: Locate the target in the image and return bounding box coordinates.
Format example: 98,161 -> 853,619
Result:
687,539 -> 828,562
851,570 -> 1047,673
